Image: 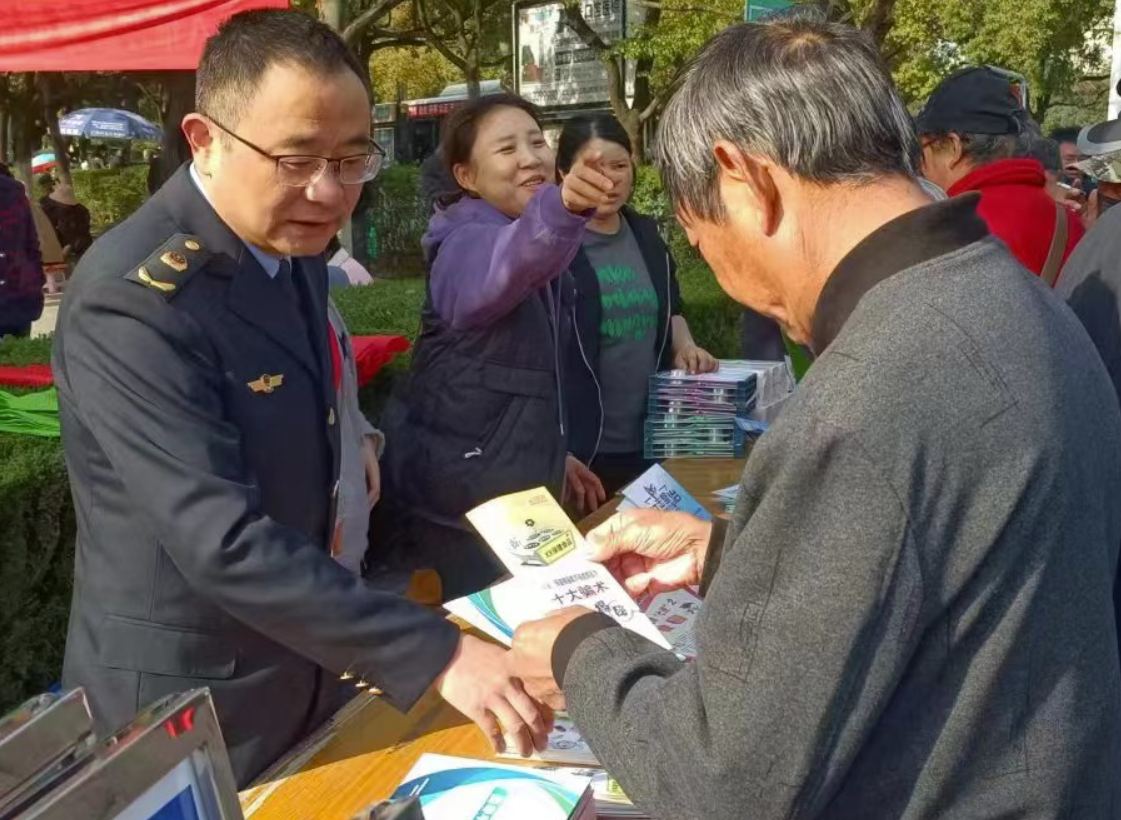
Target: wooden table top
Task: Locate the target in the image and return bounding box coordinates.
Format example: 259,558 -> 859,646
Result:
238,457 -> 747,820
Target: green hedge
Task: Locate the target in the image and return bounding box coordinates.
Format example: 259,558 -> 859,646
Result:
0,198 -> 740,712
71,166 -> 150,235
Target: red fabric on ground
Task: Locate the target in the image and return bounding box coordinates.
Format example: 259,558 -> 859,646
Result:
352,335 -> 410,388
0,364 -> 54,389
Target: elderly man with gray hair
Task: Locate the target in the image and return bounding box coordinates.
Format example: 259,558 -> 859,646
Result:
510,15 -> 1121,820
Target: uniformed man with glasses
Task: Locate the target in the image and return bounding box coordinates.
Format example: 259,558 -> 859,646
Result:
51,9 -> 551,788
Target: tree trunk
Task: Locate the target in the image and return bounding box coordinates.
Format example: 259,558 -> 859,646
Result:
154,72 -> 196,193
464,53 -> 482,98
11,74 -> 37,186
38,74 -> 73,188
0,106 -> 8,165
321,0 -> 346,30
616,106 -> 644,162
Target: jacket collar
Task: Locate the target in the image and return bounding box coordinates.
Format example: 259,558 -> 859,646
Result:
811,193 -> 988,355
156,164 -> 329,384
948,158 -> 1046,197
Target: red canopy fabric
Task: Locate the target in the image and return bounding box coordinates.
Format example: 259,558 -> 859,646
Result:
0,0 -> 289,72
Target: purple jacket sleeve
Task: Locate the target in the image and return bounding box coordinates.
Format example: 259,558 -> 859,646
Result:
430,185 -> 588,331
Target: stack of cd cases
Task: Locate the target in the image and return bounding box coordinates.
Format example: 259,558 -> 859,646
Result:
644,360 -> 790,459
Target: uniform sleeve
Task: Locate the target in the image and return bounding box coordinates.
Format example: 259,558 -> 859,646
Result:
59,278 -> 459,711
429,184 -> 588,330
562,424 -> 924,820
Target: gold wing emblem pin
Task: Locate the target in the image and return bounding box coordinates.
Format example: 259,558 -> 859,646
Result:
137,267 -> 175,293
247,373 -> 284,394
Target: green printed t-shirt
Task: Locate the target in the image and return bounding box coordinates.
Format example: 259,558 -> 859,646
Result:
583,219 -> 659,453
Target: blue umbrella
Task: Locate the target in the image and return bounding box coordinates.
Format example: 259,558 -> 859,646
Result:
58,108 -> 162,142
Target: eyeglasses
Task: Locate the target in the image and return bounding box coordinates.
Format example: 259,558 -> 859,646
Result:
203,114 -> 386,187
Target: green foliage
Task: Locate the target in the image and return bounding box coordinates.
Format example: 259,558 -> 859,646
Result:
616,0 -> 743,92
0,337 -> 74,710
71,166 -> 150,235
878,0 -> 1114,125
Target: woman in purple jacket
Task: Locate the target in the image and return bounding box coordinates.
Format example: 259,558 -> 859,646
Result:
370,95 -> 619,598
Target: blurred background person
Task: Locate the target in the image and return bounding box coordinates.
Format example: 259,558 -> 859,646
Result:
0,162 -> 45,338
1027,135 -> 1086,218
916,67 -> 1083,283
557,113 -> 717,505
40,178 -> 93,263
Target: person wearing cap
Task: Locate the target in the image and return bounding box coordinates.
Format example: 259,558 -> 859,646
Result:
1054,100 -> 1121,681
40,180 -> 93,262
916,66 -> 1084,285
1072,109 -> 1121,228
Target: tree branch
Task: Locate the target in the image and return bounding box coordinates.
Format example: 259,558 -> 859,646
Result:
416,0 -> 467,69
639,61 -> 683,122
561,3 -> 611,54
859,0 -> 898,47
342,0 -> 410,46
369,35 -> 429,49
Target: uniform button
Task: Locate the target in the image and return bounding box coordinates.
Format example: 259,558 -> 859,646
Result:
328,408 -> 336,426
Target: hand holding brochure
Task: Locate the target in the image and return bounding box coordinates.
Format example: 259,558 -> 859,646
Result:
445,488 -> 670,651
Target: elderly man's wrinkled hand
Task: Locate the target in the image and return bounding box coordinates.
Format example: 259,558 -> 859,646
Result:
584,509 -> 711,597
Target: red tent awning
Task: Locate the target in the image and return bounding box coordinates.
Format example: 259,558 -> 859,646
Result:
0,0 -> 290,72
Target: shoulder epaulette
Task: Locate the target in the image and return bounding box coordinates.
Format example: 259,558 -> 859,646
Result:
124,234 -> 211,299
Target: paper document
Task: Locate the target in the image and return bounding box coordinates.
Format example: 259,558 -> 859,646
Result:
619,464 -> 713,521
448,488 -> 670,650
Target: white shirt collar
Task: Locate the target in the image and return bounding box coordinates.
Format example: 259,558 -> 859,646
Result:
188,163 -> 287,279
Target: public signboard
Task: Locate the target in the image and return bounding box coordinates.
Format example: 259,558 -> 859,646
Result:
745,0 -> 793,21
514,0 -> 640,109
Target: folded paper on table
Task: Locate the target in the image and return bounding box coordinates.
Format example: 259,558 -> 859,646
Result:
619,464 -> 712,521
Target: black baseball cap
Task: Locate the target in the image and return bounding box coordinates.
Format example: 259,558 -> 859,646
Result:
915,67 -> 1027,136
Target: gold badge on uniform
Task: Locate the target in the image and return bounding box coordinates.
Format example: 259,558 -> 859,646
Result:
137,266 -> 175,293
184,239 -> 202,251
247,373 -> 284,394
161,251 -> 189,272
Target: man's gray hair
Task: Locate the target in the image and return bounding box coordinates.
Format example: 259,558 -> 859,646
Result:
655,16 -> 919,221
922,120 -> 1041,169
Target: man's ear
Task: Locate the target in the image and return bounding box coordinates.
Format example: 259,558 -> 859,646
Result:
713,140 -> 781,236
182,114 -> 217,176
946,133 -> 969,170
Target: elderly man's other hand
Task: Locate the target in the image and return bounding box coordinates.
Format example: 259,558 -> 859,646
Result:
585,509 -> 711,597
510,607 -> 595,711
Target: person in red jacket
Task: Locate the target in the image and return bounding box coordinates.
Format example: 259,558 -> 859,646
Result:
916,67 -> 1083,285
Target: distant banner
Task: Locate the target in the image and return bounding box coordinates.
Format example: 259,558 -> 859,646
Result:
0,0 -> 288,72
514,0 -> 640,109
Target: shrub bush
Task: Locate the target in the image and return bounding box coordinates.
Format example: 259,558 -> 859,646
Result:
71,166 -> 150,235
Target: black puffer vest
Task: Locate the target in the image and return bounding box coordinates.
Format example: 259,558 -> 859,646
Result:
380,276 -> 574,529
